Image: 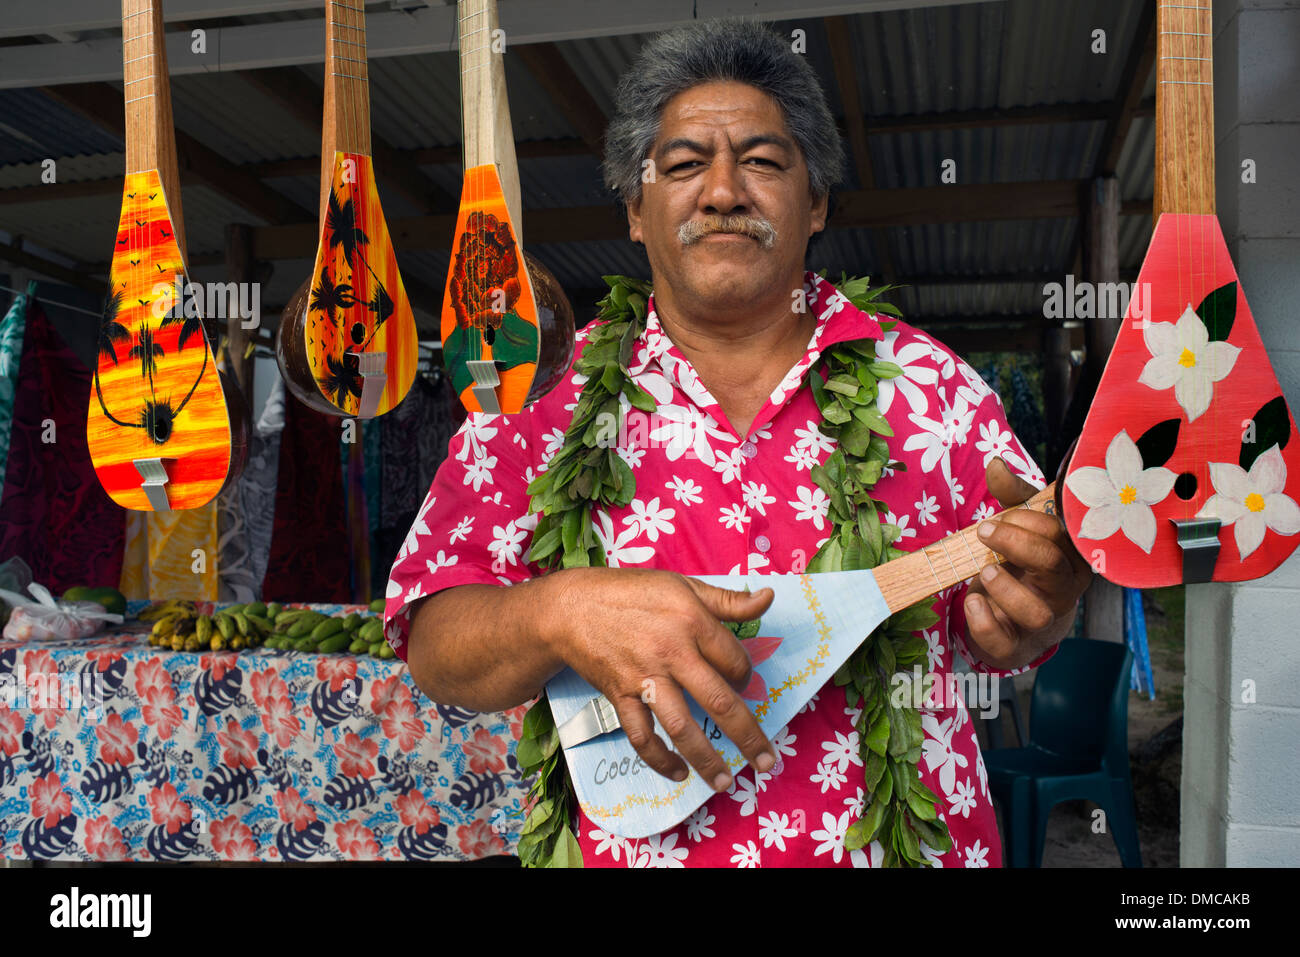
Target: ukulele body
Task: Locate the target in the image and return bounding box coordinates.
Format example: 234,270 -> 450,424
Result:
88,171 -> 238,511
1062,213 -> 1300,587
277,151 -> 417,419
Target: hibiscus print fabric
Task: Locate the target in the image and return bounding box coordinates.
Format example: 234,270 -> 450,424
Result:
385,272 -> 1054,867
0,602 -> 528,862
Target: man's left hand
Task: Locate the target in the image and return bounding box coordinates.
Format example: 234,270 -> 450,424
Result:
963,456 -> 1093,669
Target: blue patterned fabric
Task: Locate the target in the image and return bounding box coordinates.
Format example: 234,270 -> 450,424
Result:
0,284 -> 33,504
0,601 -> 527,862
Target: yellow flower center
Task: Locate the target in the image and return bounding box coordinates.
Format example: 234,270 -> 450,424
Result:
1178,347 -> 1197,368
1119,484 -> 1138,505
1245,492 -> 1266,513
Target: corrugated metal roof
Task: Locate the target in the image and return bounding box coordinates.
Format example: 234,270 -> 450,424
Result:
1,0 -> 1164,338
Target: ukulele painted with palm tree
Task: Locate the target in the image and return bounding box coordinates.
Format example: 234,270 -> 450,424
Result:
1062,0 -> 1300,586
441,0 -> 575,415
275,0 -> 417,419
87,0 -> 246,512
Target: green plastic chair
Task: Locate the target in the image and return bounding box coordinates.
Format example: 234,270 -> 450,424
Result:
983,638 -> 1142,867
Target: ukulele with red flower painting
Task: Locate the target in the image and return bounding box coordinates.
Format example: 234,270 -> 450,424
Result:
440,0 -> 575,414
87,0 -> 247,512
1061,0 -> 1300,587
275,0 -> 417,419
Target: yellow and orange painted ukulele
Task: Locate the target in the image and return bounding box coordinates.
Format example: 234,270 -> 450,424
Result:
276,0 -> 418,419
1062,0 -> 1300,586
88,0 -> 247,512
441,0 -> 575,414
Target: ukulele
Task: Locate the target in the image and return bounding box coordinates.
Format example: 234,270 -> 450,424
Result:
547,485 -> 1060,839
276,0 -> 418,420
87,0 -> 247,512
440,0 -> 575,415
1061,0 -> 1300,587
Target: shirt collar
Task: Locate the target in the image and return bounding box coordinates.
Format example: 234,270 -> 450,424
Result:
627,270 -> 884,380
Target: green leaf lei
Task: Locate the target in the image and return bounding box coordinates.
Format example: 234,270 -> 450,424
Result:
515,273 -> 948,868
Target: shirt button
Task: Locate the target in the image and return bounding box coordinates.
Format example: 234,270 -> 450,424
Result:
755,535 -> 771,553
741,441 -> 758,458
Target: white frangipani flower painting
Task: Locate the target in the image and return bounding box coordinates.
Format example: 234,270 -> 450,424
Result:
1196,445 -> 1300,560
1064,430 -> 1177,553
1138,304 -> 1240,421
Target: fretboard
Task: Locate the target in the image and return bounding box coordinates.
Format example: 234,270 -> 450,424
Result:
320,0 -> 372,211
458,0 -> 524,239
1154,0 -> 1215,217
872,483 -> 1059,614
121,0 -> 186,255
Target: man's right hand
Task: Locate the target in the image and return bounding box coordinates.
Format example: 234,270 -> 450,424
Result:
542,567 -> 777,792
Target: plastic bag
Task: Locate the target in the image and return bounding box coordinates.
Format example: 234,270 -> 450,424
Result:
0,582 -> 124,641
0,556 -> 33,627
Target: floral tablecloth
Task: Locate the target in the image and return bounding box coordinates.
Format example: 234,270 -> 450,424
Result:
0,602 -> 529,862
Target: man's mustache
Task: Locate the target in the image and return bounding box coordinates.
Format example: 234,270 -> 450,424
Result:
678,214 -> 778,249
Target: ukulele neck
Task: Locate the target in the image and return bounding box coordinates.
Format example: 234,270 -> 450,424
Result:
321,0 -> 372,211
458,0 -> 524,240
871,483 -> 1058,615
121,0 -> 186,256
1154,0 -> 1215,217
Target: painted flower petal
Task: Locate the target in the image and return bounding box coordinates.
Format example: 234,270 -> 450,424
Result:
1119,503 -> 1158,553
1105,430 -> 1143,488
1197,493 -> 1248,526
1263,493 -> 1300,536
1175,371 -> 1213,422
1201,341 -> 1241,384
1137,466 -> 1177,505
1079,502 -> 1123,541
1142,318 -> 1179,359
1234,512 -> 1267,560
744,636 -> 784,667
1065,466 -> 1118,508
1175,304 -> 1209,351
1138,355 -> 1182,392
1248,444 -> 1287,495
1208,461 -> 1251,503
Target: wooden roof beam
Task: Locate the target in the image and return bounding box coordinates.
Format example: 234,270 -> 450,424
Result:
38,82 -> 313,225
825,14 -> 897,283
239,67 -> 457,214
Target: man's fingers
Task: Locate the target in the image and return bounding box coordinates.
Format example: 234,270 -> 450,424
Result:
977,515 -> 1074,587
975,564 -> 1056,633
695,618 -> 753,691
685,579 -> 775,625
645,680 -> 736,792
964,591 -> 1018,666
613,693 -> 688,783
673,657 -> 775,775
986,455 -> 1040,509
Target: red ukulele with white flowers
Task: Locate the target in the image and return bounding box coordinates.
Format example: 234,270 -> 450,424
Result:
1062,0 -> 1300,586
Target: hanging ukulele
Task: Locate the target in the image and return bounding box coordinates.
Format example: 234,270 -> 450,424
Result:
441,0 -> 575,415
87,0 -> 247,512
1061,0 -> 1300,588
276,0 -> 418,419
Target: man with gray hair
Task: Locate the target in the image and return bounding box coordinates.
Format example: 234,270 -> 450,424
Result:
385,19 -> 1091,867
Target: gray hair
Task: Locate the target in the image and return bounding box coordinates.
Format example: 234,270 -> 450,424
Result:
602,19 -> 846,206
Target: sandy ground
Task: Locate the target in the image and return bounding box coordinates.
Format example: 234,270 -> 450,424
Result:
978,590 -> 1184,868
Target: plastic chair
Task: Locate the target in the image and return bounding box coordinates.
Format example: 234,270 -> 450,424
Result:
983,638 -> 1142,867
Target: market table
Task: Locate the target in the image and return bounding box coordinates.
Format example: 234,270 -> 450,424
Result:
0,602 -> 530,862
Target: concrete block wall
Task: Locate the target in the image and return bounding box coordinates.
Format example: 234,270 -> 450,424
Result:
1182,0 -> 1300,867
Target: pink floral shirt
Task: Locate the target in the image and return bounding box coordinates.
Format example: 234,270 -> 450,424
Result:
384,271 -> 1051,868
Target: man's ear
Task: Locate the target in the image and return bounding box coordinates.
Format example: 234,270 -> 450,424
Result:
809,190 -> 829,235
627,194 -> 644,244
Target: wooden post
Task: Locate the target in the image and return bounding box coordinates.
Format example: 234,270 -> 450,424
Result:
1080,175 -> 1125,643
223,222 -> 256,431
1043,326 -> 1072,474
